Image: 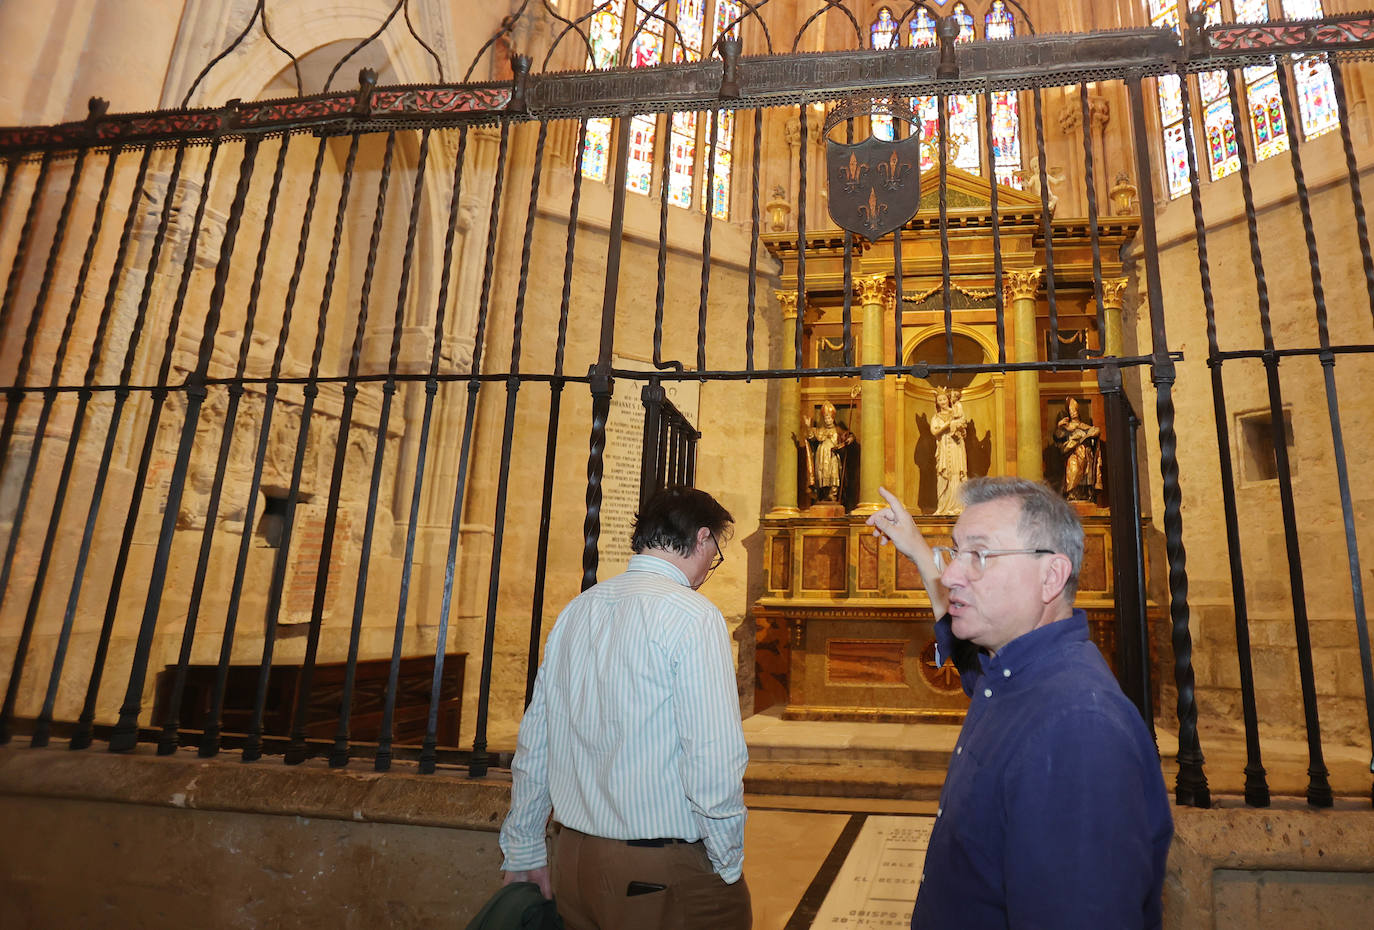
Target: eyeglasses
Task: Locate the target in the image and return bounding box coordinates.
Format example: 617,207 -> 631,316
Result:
932,545 -> 1054,580
708,534 -> 725,573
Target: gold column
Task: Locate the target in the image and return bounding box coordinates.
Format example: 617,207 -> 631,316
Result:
1007,268 -> 1044,481
769,290 -> 801,517
1101,277 -> 1128,358
854,274 -> 888,514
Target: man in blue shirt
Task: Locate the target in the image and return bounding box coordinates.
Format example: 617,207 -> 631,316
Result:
867,476 -> 1172,929
499,485 -> 750,930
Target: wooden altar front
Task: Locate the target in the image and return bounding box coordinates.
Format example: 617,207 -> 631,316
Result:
754,513 -> 1132,722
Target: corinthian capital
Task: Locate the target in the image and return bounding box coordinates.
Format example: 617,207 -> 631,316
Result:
1101,277 -> 1129,309
775,289 -> 800,319
1005,267 -> 1044,302
858,274 -> 890,307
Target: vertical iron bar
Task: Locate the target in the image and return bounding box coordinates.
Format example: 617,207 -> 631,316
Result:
581,115 -> 632,592
467,119 -> 547,778
158,136 -> 288,754
200,134 -> 328,758
983,83 -> 1006,365
1277,62 -> 1348,807
640,381 -> 664,509
1224,61 -> 1325,803
243,131 -> 363,763
331,129 -> 432,769
1324,61 -> 1374,803
0,154 -> 52,360
840,114 -> 853,368
525,120 -> 587,708
938,93 -> 952,368
1031,85 -> 1059,362
385,123 -> 470,769
71,141 -> 192,750
698,108 -> 718,372
747,107 -> 762,375
795,101 -> 807,370
27,148 -> 121,747
59,144 -> 155,750
282,130 -> 398,766
1126,400 -> 1156,741
654,115 -> 671,369
111,137 -> 251,752
411,119 -> 509,773
1078,82 -> 1107,342
1127,71 -> 1208,808
2,148 -> 87,744
1179,65 -> 1268,806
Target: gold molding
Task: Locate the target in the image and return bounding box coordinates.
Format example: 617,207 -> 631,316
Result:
858,273 -> 889,306
1101,276 -> 1129,309
775,289 -> 799,319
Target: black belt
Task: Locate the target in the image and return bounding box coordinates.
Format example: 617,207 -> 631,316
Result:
625,837 -> 693,847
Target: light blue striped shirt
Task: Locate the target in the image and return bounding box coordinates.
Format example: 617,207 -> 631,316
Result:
499,553 -> 749,882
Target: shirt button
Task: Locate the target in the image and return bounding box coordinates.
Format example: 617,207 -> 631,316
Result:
1003,668 -> 1011,678
956,745 -> 962,754
983,688 -> 992,698
936,807 -> 942,818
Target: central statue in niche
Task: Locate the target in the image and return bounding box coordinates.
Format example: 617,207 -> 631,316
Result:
802,401 -> 854,504
930,387 -> 969,515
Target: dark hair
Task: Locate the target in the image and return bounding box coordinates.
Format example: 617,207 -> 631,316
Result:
960,476 -> 1084,600
631,485 -> 734,557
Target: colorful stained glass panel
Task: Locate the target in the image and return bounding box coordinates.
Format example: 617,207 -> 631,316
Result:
1280,0 -> 1323,19
1245,66 -> 1289,160
948,94 -> 980,171
713,0 -> 741,55
991,90 -> 1021,184
952,3 -> 975,42
675,0 -> 705,62
1203,97 -> 1240,181
583,117 -> 613,182
669,111 -> 697,208
588,0 -> 626,69
872,7 -> 899,49
986,1 -> 1014,40
709,110 -> 734,219
1294,56 -> 1338,140
1164,122 -> 1191,199
1157,73 -> 1184,127
911,9 -> 937,47
626,114 -> 657,194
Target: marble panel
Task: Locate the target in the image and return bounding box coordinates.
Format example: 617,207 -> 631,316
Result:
811,815 -> 933,929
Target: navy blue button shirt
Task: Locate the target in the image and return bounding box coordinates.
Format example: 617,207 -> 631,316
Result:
911,609 -> 1173,930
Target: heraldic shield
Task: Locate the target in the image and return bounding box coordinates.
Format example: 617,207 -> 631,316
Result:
825,98 -> 922,239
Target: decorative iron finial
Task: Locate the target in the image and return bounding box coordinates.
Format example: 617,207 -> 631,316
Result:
509,53 -> 531,113
353,68 -> 378,116
937,15 -> 961,80
720,37 -> 742,99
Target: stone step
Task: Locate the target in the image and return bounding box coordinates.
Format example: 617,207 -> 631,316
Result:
744,760 -> 948,800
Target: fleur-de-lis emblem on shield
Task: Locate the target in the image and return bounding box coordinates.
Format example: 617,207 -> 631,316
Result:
838,153 -> 868,194
877,151 -> 910,191
857,188 -> 887,232
825,100 -> 922,239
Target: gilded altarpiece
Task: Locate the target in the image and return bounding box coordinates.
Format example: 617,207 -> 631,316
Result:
756,166 -> 1154,722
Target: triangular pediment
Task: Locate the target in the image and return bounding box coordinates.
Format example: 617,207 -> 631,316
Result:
915,163 -> 1041,213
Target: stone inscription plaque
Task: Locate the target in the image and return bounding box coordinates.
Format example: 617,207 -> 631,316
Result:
812,815 -> 933,928
598,358 -> 700,574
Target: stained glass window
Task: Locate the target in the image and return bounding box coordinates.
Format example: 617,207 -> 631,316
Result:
707,110 -> 734,219
1190,1 -> 1237,182
583,117 -> 613,183
1293,55 -> 1338,140
986,1 -> 1015,40
991,91 -> 1022,188
675,0 -> 705,62
713,0 -> 741,56
669,112 -> 697,208
951,2 -> 975,39
911,8 -> 937,46
1163,122 -> 1191,198
872,98 -> 895,143
1245,65 -> 1289,160
626,115 -> 657,194
587,0 -> 626,70
948,94 -> 981,172
630,2 -> 666,69
917,95 -> 941,172
872,7 -> 899,49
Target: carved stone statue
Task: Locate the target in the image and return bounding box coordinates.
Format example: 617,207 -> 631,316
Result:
1055,397 -> 1103,502
802,401 -> 853,504
930,387 -> 968,515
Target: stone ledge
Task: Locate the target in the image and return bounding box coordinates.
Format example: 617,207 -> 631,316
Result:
0,744 -> 512,832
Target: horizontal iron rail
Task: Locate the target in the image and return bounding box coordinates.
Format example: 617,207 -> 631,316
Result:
0,354 -> 1176,395
1212,344 -> 1374,361
6,15 -> 1374,155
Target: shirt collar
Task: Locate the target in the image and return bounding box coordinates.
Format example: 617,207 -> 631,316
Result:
982,607 -> 1089,676
627,552 -> 691,587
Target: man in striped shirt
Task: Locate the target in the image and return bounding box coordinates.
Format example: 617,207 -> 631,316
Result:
499,485 -> 751,930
